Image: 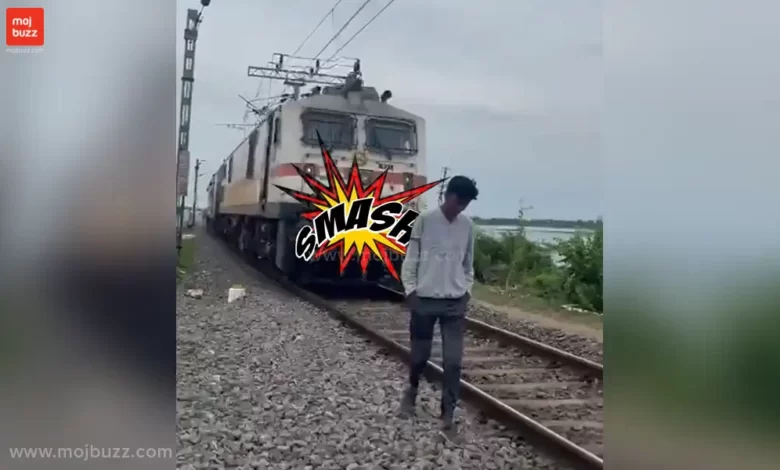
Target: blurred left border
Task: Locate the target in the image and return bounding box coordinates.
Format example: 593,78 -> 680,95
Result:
0,2 -> 176,469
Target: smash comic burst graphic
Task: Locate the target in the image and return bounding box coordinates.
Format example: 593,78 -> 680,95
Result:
275,131 -> 443,280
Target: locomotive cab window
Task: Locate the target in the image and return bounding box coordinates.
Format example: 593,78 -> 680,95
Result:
365,118 -> 417,156
301,110 -> 355,149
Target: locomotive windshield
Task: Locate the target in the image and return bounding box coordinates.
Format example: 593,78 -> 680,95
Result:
301,110 -> 356,149
365,118 -> 417,156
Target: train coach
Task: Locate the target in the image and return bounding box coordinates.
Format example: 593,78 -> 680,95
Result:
205,65 -> 428,286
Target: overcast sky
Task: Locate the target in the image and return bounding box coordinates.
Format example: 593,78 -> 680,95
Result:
178,0 -> 602,220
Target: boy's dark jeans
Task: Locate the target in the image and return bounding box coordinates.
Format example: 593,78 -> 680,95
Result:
407,295 -> 468,417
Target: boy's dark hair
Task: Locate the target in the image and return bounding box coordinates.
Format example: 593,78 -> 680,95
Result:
445,175 -> 479,202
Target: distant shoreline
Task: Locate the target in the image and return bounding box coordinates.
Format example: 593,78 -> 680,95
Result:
473,217 -> 602,231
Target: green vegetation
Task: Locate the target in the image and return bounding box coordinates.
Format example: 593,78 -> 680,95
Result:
472,216 -> 602,230
472,209 -> 603,313
177,236 -> 196,283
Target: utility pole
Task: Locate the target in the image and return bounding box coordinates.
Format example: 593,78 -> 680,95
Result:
188,159 -> 203,228
516,198 -> 534,237
176,0 -> 210,255
517,198 -> 533,221
438,166 -> 450,204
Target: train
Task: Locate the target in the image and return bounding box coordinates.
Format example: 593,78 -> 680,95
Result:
205,61 -> 429,287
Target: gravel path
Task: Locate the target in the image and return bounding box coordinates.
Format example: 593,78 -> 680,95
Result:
466,305 -> 603,364
177,234 -> 573,469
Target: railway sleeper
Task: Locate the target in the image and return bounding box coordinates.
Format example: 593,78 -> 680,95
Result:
212,234 -> 605,468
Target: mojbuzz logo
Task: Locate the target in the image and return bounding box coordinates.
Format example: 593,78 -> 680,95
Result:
276,131 -> 444,281
6,8 -> 44,47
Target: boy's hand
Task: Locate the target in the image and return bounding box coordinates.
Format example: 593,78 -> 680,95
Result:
405,291 -> 419,311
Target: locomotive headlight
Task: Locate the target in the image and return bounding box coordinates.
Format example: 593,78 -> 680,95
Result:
403,172 -> 414,190
303,164 -> 318,176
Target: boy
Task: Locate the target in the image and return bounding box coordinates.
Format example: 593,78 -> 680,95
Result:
399,175 -> 479,436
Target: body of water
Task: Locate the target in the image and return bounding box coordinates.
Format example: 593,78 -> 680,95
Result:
477,225 -> 595,266
477,225 -> 592,245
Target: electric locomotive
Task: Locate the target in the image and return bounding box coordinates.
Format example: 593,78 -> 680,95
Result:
205,60 -> 428,286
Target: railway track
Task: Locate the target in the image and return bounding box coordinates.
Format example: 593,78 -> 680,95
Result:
210,231 -> 604,470
328,288 -> 603,468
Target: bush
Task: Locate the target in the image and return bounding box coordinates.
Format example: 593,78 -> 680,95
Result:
557,227 -> 603,312
473,225 -> 603,313
520,269 -> 565,300
473,229 -> 507,283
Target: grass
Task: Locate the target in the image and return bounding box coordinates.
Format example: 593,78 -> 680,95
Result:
177,236 -> 196,284
471,282 -> 603,334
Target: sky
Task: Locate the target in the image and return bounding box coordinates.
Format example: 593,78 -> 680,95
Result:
177,0 -> 602,220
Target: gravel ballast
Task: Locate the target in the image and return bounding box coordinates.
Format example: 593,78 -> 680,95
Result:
177,234 -> 574,469
466,305 -> 603,364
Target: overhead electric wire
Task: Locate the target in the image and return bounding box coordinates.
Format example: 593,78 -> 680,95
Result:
292,0 -> 346,57
324,0 -> 397,62
320,0 -> 398,85
310,0 -> 374,65
250,0 -> 388,122
251,0 -> 345,108
323,0 -> 398,63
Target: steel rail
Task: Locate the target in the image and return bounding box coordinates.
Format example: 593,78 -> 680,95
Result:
377,284 -> 603,376
282,280 -> 603,470
211,234 -> 603,469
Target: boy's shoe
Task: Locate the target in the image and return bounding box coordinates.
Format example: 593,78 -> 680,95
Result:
398,386 -> 417,418
439,412 -> 459,442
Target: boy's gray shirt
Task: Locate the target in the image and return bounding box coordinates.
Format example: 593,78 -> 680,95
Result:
400,207 -> 475,299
